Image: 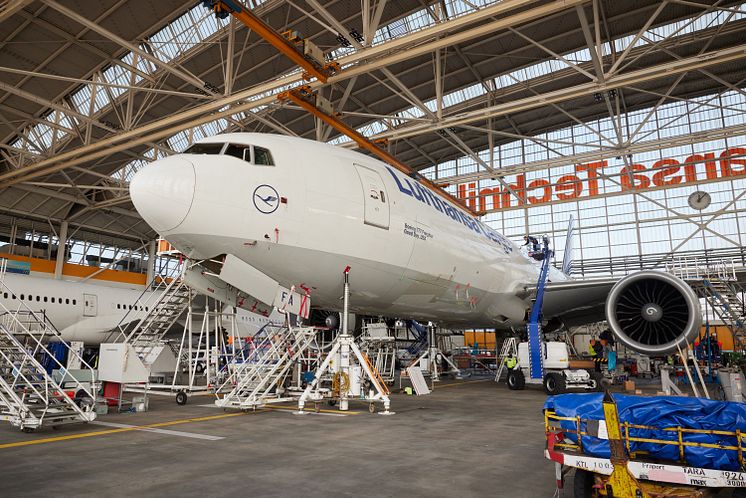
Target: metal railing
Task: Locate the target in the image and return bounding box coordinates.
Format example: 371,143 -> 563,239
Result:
572,247 -> 746,279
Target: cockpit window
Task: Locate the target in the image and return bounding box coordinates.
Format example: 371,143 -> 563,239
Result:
183,143 -> 225,155
224,144 -> 251,162
254,146 -> 274,166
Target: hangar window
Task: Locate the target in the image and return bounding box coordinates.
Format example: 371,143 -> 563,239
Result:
183,143 -> 225,155
253,146 -> 274,166
224,143 -> 251,162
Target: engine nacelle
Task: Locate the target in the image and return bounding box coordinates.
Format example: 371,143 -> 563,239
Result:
605,271 -> 701,355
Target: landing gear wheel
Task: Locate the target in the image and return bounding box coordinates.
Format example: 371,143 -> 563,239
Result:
507,369 -> 525,390
21,427 -> 35,434
544,372 -> 566,395
195,363 -> 205,375
175,391 -> 188,406
573,469 -> 594,498
369,403 -> 375,414
328,399 -> 337,407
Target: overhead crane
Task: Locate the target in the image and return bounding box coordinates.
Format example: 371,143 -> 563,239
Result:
204,1 -> 479,217
202,0 -> 339,82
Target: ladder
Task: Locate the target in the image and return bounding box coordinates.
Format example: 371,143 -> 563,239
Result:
494,337 -> 518,382
0,259 -> 98,431
360,350 -> 390,395
215,324 -> 317,409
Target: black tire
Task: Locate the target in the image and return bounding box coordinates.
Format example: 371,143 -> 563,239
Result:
175,391 -> 188,406
544,372 -> 566,395
195,362 -> 205,375
590,372 -> 606,392
507,369 -> 526,390
573,469 -> 594,498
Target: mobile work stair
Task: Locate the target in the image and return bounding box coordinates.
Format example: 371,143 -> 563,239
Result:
0,260 -> 98,431
99,265 -> 191,389
102,265 -> 191,370
667,257 -> 745,349
494,337 -> 518,382
214,323 -> 317,410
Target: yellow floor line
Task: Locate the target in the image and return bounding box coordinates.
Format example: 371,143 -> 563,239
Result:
0,409 -> 267,450
433,379 -> 490,389
265,404 -> 361,415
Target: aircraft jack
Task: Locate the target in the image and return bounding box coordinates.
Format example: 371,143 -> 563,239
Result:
296,267 -> 393,416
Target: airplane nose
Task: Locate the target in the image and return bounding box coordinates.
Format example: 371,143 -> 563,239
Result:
130,156 -> 196,232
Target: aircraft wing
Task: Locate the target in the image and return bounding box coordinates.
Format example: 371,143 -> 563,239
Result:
541,277 -> 618,327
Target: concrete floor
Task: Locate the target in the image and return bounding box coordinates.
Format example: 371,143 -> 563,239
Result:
0,380 -> 560,497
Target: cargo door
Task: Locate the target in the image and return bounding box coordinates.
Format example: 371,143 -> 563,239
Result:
83,293 -> 97,317
354,164 -> 389,229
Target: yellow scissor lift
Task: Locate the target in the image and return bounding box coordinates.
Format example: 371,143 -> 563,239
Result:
545,392 -> 746,497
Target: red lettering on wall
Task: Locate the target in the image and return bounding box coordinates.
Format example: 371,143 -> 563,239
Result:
527,179 -> 551,204
576,161 -> 606,196
652,158 -> 682,186
500,174 -> 526,208
721,148 -> 746,176
620,164 -> 650,190
556,175 -> 582,200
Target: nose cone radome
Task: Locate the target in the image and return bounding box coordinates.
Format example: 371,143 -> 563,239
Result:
130,156 -> 196,232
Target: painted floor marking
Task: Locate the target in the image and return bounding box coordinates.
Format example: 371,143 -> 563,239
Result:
197,403 -> 360,415
433,379 -> 491,389
0,410 -> 257,450
90,421 -> 224,440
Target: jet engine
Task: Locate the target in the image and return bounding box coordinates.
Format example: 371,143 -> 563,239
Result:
605,271 -> 701,355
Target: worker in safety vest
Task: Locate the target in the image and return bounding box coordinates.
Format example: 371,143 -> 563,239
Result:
505,353 -> 518,370
588,339 -> 598,357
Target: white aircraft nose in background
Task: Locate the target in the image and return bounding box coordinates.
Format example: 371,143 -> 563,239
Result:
130,156 -> 196,232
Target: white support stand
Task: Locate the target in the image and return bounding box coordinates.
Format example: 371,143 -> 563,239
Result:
412,324 -> 461,383
660,366 -> 683,396
296,267 -> 393,415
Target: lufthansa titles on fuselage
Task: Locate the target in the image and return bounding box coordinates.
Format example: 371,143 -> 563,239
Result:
386,167 -> 513,254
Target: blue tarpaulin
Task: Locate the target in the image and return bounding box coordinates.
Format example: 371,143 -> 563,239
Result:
544,393 -> 746,471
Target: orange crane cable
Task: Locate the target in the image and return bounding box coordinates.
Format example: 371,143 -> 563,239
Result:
278,87 -> 483,218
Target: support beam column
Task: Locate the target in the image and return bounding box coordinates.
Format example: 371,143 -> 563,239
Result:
54,220 -> 68,279
146,239 -> 156,285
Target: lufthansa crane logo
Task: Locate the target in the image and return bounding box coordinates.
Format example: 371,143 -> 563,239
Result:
252,184 -> 280,214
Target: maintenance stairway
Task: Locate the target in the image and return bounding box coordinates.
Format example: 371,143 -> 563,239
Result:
0,260 -> 98,431
107,267 -> 192,366
667,257 -> 745,348
215,323 -> 317,410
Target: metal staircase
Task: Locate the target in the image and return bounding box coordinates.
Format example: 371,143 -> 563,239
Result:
700,279 -> 745,346
667,257 -> 745,349
108,266 -> 191,364
0,259 -> 98,431
215,323 -> 317,409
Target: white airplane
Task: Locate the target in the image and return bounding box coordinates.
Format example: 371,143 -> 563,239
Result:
129,133 -> 702,356
0,270 -> 278,344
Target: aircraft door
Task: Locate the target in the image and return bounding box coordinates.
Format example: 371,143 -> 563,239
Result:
83,294 -> 97,317
353,164 -> 390,229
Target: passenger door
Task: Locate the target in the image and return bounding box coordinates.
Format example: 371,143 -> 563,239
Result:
83,294 -> 97,317
354,164 -> 390,229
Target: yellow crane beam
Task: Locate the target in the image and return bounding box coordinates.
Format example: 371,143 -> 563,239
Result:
203,1 -> 339,82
